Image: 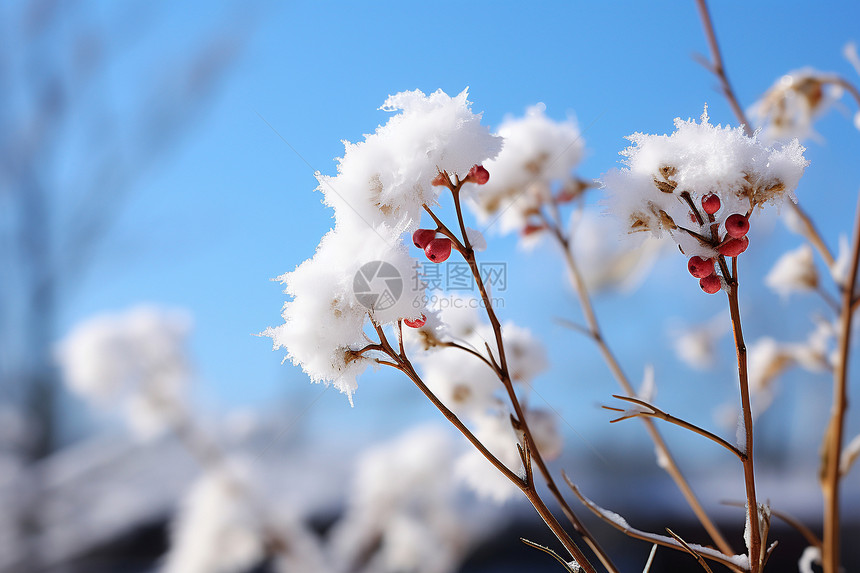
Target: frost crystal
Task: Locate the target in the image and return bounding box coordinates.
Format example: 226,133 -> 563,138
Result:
603,107 -> 808,259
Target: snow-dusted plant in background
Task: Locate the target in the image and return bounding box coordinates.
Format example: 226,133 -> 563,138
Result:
56,305 -> 193,439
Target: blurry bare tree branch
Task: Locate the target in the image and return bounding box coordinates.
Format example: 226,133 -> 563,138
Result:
0,1 -> 250,570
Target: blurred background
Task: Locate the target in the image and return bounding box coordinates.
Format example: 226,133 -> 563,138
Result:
2,0 -> 860,571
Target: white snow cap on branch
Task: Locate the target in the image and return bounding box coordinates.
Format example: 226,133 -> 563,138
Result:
765,243 -> 818,299
750,68 -> 845,142
268,89 -> 502,403
467,103 -> 585,235
330,425 -> 469,573
602,106 -> 808,258
319,88 -> 502,233
55,305 -> 192,439
567,210 -> 663,294
163,460 -> 327,573
264,223 -> 429,403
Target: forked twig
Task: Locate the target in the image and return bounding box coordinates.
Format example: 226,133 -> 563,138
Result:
666,528 -> 715,573
521,538 -> 582,573
563,473 -> 748,572
722,501 -> 822,549
604,395 -> 745,459
541,207 -> 734,556
434,174 -> 617,573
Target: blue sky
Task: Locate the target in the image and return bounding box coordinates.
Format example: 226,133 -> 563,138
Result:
55,1 -> 860,458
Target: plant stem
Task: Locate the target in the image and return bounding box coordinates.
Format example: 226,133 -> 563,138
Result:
548,217 -> 734,556
789,202 -> 836,268
820,195 -> 860,573
694,0 -> 752,137
568,478 -> 747,573
606,395 -> 745,460
725,255 -> 761,572
374,320 -> 599,573
442,182 -> 616,572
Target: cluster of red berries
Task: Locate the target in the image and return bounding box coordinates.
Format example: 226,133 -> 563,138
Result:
413,164 -> 491,264
404,166 -> 490,328
687,193 -> 751,294
412,229 -> 452,262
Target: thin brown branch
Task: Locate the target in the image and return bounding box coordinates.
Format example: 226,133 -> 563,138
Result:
723,501 -> 822,549
544,212 -> 734,556
726,255 -> 762,573
520,538 -> 581,573
694,0 -> 752,135
789,202 -> 836,269
606,395 -> 745,460
565,476 -> 748,573
438,340 -> 497,371
816,285 -> 841,314
666,528 -> 715,573
554,317 -> 593,338
820,194 -> 860,573
439,186 -> 614,573
373,312 -> 598,572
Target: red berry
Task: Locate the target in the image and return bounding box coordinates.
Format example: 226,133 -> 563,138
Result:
687,256 -> 715,279
699,274 -> 722,294
424,238 -> 452,262
404,314 -> 426,328
725,214 -> 750,238
701,194 -> 721,215
522,223 -> 546,236
412,229 -> 437,249
466,164 -> 490,185
718,236 -> 749,257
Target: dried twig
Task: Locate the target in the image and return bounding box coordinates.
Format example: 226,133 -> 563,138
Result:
605,395 -> 744,459
665,528 -> 715,573
541,208 -> 733,556
820,195 -> 860,573
564,474 -> 748,573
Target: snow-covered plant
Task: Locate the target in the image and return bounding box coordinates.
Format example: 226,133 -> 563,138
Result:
750,67 -> 860,142
264,89 -> 502,404
329,425 -> 473,573
56,305 -> 192,439
266,89 -> 609,570
603,107 -> 808,294
466,103 -> 587,236
163,458 -> 329,573
264,6 -> 860,571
